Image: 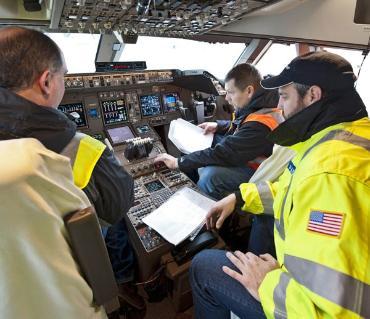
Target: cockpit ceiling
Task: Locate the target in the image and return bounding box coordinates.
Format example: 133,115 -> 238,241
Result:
58,0 -> 285,38
0,0 -> 284,39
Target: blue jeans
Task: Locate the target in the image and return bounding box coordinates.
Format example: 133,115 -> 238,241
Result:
248,214 -> 276,258
190,249 -> 266,319
197,165 -> 255,200
104,218 -> 135,284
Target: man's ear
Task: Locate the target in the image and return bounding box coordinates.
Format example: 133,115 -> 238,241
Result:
308,85 -> 322,104
245,85 -> 255,98
37,70 -> 51,98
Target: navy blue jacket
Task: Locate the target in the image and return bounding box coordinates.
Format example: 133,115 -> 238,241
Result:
178,89 -> 279,172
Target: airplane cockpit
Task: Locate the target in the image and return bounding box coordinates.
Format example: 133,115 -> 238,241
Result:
1,1 -> 370,319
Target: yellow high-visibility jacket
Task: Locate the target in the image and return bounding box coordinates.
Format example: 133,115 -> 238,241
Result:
240,118 -> 370,318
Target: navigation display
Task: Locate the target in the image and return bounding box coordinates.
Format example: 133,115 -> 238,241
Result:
136,124 -> 151,134
106,126 -> 135,145
139,94 -> 162,117
101,99 -> 128,125
162,92 -> 179,112
144,180 -> 165,193
58,102 -> 88,128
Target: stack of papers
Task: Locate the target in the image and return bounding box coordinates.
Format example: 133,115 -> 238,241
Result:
168,118 -> 213,154
142,187 -> 215,245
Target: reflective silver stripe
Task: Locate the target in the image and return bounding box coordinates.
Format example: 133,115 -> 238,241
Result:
338,131 -> 370,152
362,281 -> 370,318
60,132 -> 85,165
273,272 -> 291,319
285,254 -> 370,317
256,182 -> 274,215
275,176 -> 293,240
302,129 -> 370,160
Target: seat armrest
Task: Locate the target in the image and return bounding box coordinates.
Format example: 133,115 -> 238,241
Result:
64,207 -> 119,312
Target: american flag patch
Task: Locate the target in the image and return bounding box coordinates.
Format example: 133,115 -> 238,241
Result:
307,210 -> 344,237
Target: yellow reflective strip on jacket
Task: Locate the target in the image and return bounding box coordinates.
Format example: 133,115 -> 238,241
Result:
259,118 -> 370,319
73,136 -> 106,189
226,112 -> 236,133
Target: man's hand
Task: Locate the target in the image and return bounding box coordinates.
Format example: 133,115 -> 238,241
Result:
154,153 -> 178,170
223,252 -> 279,301
206,193 -> 236,230
198,122 -> 218,135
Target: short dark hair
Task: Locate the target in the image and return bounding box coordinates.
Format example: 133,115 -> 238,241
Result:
0,27 -> 63,91
294,83 -> 311,98
225,63 -> 262,91
294,82 -> 327,100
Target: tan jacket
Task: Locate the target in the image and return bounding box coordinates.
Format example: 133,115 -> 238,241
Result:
0,138 -> 107,319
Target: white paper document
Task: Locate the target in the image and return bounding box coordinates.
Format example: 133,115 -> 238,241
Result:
168,118 -> 213,154
142,187 -> 216,245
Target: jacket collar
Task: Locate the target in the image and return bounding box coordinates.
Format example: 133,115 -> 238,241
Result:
268,89 -> 368,146
0,87 -> 76,153
234,88 -> 279,125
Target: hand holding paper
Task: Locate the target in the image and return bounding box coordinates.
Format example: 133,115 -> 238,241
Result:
198,122 -> 218,135
169,118 -> 214,154
142,187 -> 215,245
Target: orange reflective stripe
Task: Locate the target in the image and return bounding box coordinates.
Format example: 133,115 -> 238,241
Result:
244,113 -> 279,130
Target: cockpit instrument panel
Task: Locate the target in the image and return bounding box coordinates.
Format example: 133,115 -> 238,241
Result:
144,180 -> 165,193
139,94 -> 162,117
162,92 -> 179,113
58,102 -> 88,128
106,125 -> 135,146
101,99 -> 128,125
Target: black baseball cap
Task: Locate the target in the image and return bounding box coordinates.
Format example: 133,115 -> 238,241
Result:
261,51 -> 356,91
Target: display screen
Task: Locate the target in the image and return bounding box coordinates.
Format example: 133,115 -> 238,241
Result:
90,133 -> 105,142
136,124 -> 151,134
162,93 -> 179,112
101,99 -> 128,125
144,180 -> 165,193
139,94 -> 162,117
106,126 -> 135,145
58,103 -> 88,128
88,108 -> 99,118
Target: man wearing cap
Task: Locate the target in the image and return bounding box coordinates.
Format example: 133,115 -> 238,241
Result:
189,51 -> 370,319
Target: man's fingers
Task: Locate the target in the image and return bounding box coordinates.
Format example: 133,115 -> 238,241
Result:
259,254 -> 279,268
222,266 -> 244,284
205,216 -> 211,230
154,154 -> 169,162
245,252 -> 259,262
153,155 -> 164,163
206,206 -> 218,219
259,253 -> 275,262
206,215 -> 215,230
215,214 -> 225,229
206,207 -> 218,229
226,251 -> 245,271
233,251 -> 250,265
